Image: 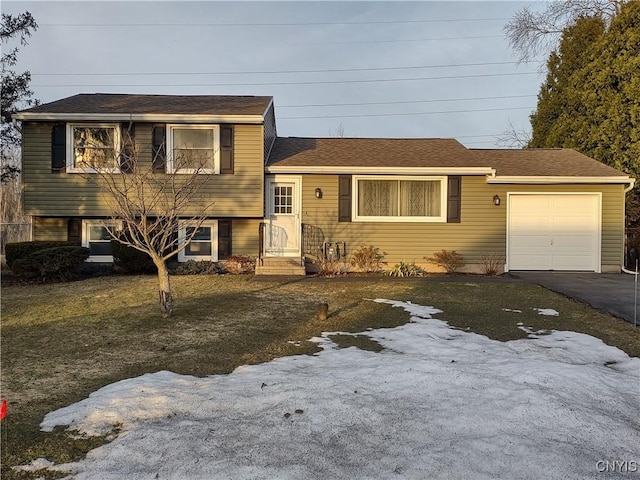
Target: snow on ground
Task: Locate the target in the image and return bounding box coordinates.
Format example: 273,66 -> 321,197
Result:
33,299 -> 639,480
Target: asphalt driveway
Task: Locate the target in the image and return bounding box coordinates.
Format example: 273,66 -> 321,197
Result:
508,272 -> 640,326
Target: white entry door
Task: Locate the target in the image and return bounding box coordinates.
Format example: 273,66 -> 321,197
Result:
508,193 -> 600,272
264,176 -> 301,257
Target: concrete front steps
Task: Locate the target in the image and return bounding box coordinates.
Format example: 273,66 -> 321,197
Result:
255,257 -> 306,276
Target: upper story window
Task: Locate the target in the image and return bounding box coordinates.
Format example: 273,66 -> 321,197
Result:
353,176 -> 447,222
167,124 -> 220,174
67,123 -> 121,173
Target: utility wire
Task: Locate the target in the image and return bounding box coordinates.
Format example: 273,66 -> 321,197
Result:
295,35 -> 505,45
31,61 -> 538,77
279,106 -> 533,120
278,95 -> 536,109
40,18 -> 511,27
33,71 -> 539,88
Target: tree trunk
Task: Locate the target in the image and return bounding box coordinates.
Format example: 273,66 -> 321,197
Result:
154,259 -> 173,318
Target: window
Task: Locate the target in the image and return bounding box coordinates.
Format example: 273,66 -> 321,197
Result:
353,176 -> 446,222
273,185 -> 293,214
82,220 -> 119,262
167,125 -> 220,174
178,220 -> 218,262
67,124 -> 120,173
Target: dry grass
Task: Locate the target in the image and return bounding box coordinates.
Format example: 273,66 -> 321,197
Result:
1,273 -> 638,479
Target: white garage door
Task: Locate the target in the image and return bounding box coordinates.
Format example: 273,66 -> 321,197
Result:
508,194 -> 600,272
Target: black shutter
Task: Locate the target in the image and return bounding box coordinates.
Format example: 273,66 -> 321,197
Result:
447,176 -> 461,223
218,219 -> 232,259
120,122 -> 135,173
51,124 -> 66,173
220,125 -> 234,174
67,218 -> 82,245
338,175 -> 352,222
152,125 -> 166,173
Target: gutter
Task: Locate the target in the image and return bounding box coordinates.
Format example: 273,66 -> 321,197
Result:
265,166 -> 496,175
12,112 -> 266,124
488,175 -> 635,186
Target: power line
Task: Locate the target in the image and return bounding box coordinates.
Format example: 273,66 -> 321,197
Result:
40,18 -> 511,28
31,61 -> 536,77
279,106 -> 534,120
33,71 -> 539,88
278,95 -> 536,109
295,35 -> 505,46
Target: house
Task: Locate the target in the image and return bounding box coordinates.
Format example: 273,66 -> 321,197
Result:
14,93 -> 635,274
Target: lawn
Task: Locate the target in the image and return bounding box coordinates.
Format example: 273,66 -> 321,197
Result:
1,273 -> 639,479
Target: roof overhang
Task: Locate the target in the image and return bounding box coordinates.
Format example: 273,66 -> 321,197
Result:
487,175 -> 635,188
265,166 -> 496,175
12,112 -> 266,124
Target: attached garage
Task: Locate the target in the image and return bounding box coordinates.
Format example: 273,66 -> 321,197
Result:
507,193 -> 601,272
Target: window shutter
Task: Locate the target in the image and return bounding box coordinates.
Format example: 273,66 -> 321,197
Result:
447,176 -> 461,223
152,125 -> 166,173
67,218 -> 82,245
218,219 -> 232,259
338,175 -> 352,222
51,124 -> 66,173
120,122 -> 135,173
220,125 -> 234,174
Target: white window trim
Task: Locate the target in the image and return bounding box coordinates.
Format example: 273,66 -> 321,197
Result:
166,124 -> 220,174
82,220 -> 120,262
352,175 -> 448,223
178,220 -> 219,262
67,123 -> 121,173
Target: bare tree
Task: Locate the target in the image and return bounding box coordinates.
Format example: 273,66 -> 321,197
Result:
83,127 -> 216,317
328,122 -> 347,138
504,0 -> 625,63
495,120 -> 532,149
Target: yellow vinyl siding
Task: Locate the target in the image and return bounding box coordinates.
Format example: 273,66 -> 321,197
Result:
301,175 -> 625,271
33,218 -> 67,241
231,219 -> 261,256
21,122 -> 264,217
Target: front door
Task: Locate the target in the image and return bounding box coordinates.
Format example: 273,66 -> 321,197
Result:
264,175 -> 301,257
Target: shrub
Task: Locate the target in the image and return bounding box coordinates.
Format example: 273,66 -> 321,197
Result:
111,239 -> 157,274
12,246 -> 90,282
315,258 -> 348,277
171,260 -> 224,275
479,251 -> 505,276
5,241 -> 76,269
350,244 -> 385,273
220,255 -> 256,275
386,261 -> 426,277
426,249 -> 465,274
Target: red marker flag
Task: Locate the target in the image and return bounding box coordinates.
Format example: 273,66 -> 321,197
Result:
0,400 -> 7,420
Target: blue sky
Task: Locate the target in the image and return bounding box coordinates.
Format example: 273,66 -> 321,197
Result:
4,1 -> 546,147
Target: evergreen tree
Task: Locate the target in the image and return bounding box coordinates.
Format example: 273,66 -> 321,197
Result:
1,11 -> 38,184
528,1 -> 640,224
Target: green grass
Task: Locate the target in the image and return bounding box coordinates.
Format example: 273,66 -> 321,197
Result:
1,273 -> 638,479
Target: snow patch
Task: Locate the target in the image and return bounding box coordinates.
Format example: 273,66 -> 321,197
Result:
35,299 -> 639,480
534,308 -> 559,316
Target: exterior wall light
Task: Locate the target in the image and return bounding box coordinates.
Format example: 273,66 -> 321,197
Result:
315,188 -> 323,199
493,194 -> 501,206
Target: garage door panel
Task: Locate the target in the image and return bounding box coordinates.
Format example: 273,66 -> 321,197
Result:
510,216 -> 551,230
553,235 -> 596,249
552,254 -> 595,271
508,194 -> 599,272
510,235 -> 550,248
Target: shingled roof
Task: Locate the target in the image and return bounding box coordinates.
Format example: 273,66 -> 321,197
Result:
15,93 -> 273,118
267,137 -> 631,180
268,137 -> 484,168
471,148 -> 628,178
